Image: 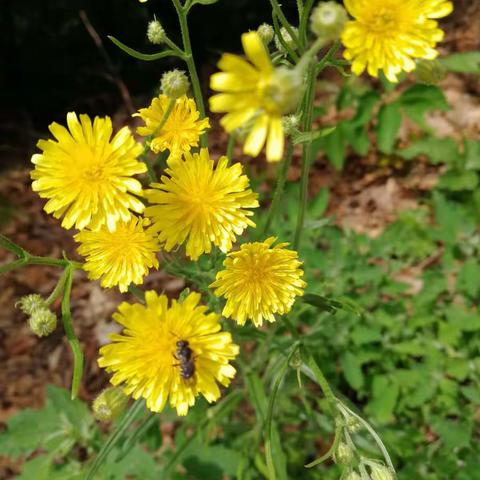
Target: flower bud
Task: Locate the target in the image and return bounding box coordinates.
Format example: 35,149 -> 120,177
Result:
92,386 -> 129,422
28,308 -> 57,337
16,294 -> 47,315
415,59 -> 447,85
346,415 -> 362,433
310,1 -> 348,41
342,470 -> 362,480
371,464 -> 395,480
282,114 -> 300,136
161,69 -> 190,99
147,19 -> 166,45
334,442 -> 354,465
257,23 -> 274,45
265,67 -> 304,114
274,27 -> 299,52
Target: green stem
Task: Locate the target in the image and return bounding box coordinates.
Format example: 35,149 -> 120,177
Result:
303,349 -> 336,408
263,142 -> 294,235
61,266 -> 84,399
128,284 -> 146,302
140,97 -> 176,182
45,267 -> 70,306
293,62 -> 316,251
172,0 -> 207,147
108,36 -> 180,62
304,423 -> 342,468
226,133 -> 236,163
86,400 -> 146,480
269,0 -> 300,48
0,258 -> 27,275
272,12 -> 299,63
293,42 -> 339,251
298,0 -> 315,50
0,233 -> 26,257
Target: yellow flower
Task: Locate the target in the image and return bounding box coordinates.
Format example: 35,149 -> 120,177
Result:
31,113 -> 146,231
210,237 -> 306,327
341,0 -> 453,82
75,217 -> 159,293
210,32 -> 302,162
135,94 -> 210,160
98,291 -> 239,415
144,148 -> 259,260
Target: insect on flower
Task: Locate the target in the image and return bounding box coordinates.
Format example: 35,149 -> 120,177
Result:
173,339 -> 196,380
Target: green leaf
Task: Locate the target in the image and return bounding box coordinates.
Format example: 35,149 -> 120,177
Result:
376,102 -> 402,154
307,188 -> 329,218
190,0 -> 220,4
366,376 -> 399,423
456,258 -> 480,297
340,352 -> 364,390
108,36 -> 178,61
17,454 -> 53,480
322,125 -> 347,169
431,418 -> 473,450
464,140 -> 480,170
441,51 -> 480,73
292,126 -> 336,145
438,170 -> 479,191
399,84 -> 449,125
398,137 -> 459,165
99,445 -> 158,479
184,445 -> 241,479
445,305 -> 480,332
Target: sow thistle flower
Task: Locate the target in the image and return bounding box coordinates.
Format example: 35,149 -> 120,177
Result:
31,113 -> 146,231
210,31 -> 303,162
75,217 -> 159,292
98,291 -> 239,415
210,237 -> 306,327
135,94 -> 209,160
341,0 -> 453,82
145,148 -> 259,260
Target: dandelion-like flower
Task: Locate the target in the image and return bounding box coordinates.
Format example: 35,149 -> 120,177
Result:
75,217 -> 159,292
135,94 -> 210,160
31,113 -> 146,231
341,0 -> 453,82
98,291 -> 239,415
210,237 -> 306,327
210,32 -> 302,162
144,148 -> 259,260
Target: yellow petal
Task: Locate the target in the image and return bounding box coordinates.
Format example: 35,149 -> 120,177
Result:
241,32 -> 272,74
243,114 -> 268,157
266,117 -> 284,162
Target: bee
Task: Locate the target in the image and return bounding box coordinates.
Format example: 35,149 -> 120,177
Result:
174,339 -> 195,380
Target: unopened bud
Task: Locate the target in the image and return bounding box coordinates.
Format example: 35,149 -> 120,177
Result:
266,67 -> 304,114
93,386 -> 129,422
274,27 -> 299,52
342,470 -> 362,480
282,114 -> 300,136
415,59 -> 447,85
310,1 -> 348,41
16,294 -> 46,315
161,69 -> 190,99
346,415 -> 362,433
147,20 -> 165,45
371,464 -> 395,480
257,23 -> 274,45
28,308 -> 57,337
334,442 -> 354,465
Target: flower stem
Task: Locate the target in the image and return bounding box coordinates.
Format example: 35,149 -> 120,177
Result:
226,133 -> 236,163
269,0 -> 300,48
263,142 -> 294,235
61,265 -> 84,399
298,0 -> 315,50
45,267 -> 70,306
172,0 -> 207,147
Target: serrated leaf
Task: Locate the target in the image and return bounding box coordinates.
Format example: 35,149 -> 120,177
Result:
376,102 -> 402,154
431,418 -> 473,450
307,188 -> 329,218
399,84 -> 449,125
366,376 -> 398,422
398,137 -> 459,165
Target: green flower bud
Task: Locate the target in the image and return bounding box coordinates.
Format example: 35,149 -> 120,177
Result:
310,1 -> 348,41
257,23 -> 274,45
346,415 -> 362,433
266,67 -> 304,114
93,386 -> 129,422
28,308 -> 57,337
16,294 -> 47,315
282,114 -> 300,136
415,59 -> 447,85
342,470 -> 362,480
371,464 -> 395,480
274,26 -> 299,52
161,69 -> 190,99
334,442 -> 355,466
147,19 -> 166,45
